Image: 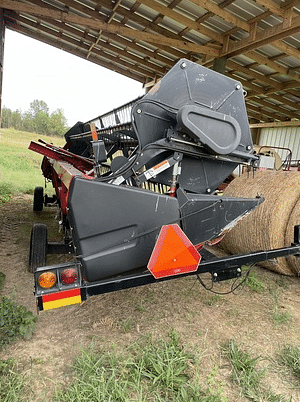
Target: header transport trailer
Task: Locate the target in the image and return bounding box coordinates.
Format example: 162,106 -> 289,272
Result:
28,59 -> 300,312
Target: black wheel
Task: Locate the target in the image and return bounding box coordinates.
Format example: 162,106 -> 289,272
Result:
28,223 -> 48,273
33,186 -> 44,212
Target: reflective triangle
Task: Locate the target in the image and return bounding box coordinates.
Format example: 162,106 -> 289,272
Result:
148,224 -> 201,279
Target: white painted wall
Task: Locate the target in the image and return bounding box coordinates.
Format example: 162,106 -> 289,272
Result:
258,126 -> 300,161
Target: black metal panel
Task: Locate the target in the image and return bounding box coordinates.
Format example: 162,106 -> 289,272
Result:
177,188 -> 264,245
178,156 -> 237,194
140,151 -> 238,194
68,177 -> 180,281
35,242 -> 300,310
80,244 -> 300,300
132,59 -> 253,155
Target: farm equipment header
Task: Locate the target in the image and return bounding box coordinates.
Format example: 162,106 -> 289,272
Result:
29,59 -> 300,311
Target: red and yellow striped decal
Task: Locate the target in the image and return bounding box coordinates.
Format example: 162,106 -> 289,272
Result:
42,288 -> 81,310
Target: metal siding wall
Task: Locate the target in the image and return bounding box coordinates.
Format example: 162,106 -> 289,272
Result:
258,127 -> 300,160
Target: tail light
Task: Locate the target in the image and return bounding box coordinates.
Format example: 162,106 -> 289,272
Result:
60,268 -> 78,285
38,272 -> 57,289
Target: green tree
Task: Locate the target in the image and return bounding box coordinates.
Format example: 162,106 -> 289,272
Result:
22,111 -> 34,132
49,108 -> 68,136
28,100 -> 50,134
34,110 -> 50,134
28,99 -> 49,117
1,107 -> 12,128
11,110 -> 23,130
1,100 -> 68,136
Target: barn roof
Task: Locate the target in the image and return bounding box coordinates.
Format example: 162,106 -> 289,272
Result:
1,0 -> 300,123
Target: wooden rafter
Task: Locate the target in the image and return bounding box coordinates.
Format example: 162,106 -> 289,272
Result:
222,15 -> 300,57
0,0 -> 221,56
1,0 -> 300,123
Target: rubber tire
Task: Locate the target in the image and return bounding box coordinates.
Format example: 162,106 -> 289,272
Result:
28,223 -> 48,273
33,186 -> 44,212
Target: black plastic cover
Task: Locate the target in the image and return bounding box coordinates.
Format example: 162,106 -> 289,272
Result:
177,188 -> 264,245
68,177 -> 180,281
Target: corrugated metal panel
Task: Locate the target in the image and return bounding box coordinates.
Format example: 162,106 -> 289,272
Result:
258,127 -> 300,161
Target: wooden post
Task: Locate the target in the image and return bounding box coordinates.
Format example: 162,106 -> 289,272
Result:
0,9 -> 5,127
212,57 -> 226,75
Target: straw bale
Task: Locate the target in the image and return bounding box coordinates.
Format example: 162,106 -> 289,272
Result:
285,198 -> 300,275
219,170 -> 300,275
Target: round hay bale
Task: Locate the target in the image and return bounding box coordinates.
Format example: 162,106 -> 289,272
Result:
219,170 -> 300,275
285,198 -> 300,275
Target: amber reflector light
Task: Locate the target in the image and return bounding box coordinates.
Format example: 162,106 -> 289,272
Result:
38,272 -> 57,289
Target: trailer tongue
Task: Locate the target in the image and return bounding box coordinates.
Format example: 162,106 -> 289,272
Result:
29,59 -> 300,311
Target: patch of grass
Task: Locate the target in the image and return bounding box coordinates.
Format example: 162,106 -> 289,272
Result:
121,316 -> 134,332
0,128 -> 64,203
136,301 -> 146,313
54,331 -> 227,402
245,270 -> 265,293
224,339 -> 289,402
0,272 -> 5,291
278,345 -> 300,379
275,276 -> 289,289
0,296 -> 37,350
0,359 -> 30,402
205,294 -> 222,306
269,287 -> 292,327
272,308 -> 292,326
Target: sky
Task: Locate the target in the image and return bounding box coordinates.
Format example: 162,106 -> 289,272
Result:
2,30 -> 145,126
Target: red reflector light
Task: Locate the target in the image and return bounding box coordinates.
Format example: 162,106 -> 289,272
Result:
147,224 -> 201,279
60,268 -> 78,285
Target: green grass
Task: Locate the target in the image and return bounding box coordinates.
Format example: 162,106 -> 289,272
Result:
0,128 -> 64,204
278,345 -> 300,379
272,309 -> 292,326
245,270 -> 265,293
121,316 -> 135,333
0,296 -> 37,350
54,331 -> 227,402
0,272 -> 5,291
224,339 -> 290,402
205,294 -> 222,306
0,359 -> 30,402
269,287 -> 292,327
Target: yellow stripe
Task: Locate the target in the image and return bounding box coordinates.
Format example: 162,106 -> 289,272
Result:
43,295 -> 81,310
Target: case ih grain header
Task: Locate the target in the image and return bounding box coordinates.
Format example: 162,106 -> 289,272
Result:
28,59 -> 300,311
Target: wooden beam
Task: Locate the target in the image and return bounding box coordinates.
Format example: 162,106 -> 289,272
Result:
246,102 -> 286,121
222,15 -> 300,57
31,0 -> 181,65
227,59 -> 284,90
281,0 -> 300,9
137,0 -> 224,43
188,0 -> 249,32
56,0 -> 187,62
249,120 -> 300,128
253,0 -> 299,19
189,0 -> 300,64
98,0 -> 187,59
226,71 -> 300,117
246,50 -> 300,83
13,13 -> 168,77
227,60 -> 300,107
6,25 -> 147,83
0,8 -> 5,125
0,0 -> 221,56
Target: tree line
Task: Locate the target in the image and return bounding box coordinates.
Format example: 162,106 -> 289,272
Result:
1,100 -> 69,137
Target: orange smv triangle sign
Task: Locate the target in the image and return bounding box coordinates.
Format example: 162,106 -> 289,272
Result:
147,224 -> 201,279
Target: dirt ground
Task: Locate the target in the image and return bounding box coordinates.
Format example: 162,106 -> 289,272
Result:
1,195 -> 300,401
